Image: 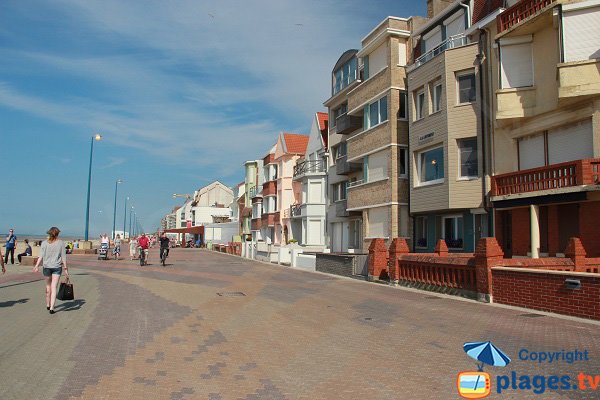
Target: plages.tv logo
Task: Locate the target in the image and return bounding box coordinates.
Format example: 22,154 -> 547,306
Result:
457,341 -> 511,399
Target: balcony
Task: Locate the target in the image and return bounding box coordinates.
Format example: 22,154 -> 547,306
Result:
496,87 -> 536,120
336,154 -> 362,175
558,59 -> 600,100
409,34 -> 469,71
262,181 -> 277,196
335,113 -> 362,135
335,200 -> 349,218
491,159 -> 600,197
290,204 -> 303,218
293,160 -> 326,180
249,186 -> 260,199
497,0 -> 555,34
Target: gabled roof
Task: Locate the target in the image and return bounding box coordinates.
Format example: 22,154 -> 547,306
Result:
316,112 -> 329,148
282,133 -> 309,155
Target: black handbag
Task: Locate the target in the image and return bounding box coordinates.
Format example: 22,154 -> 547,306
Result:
57,277 -> 74,301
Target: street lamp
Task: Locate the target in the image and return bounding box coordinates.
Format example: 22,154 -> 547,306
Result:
112,179 -> 123,239
129,206 -> 134,237
123,196 -> 129,239
84,134 -> 103,241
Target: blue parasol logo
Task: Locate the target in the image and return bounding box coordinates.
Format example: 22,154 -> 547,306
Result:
463,341 -> 511,371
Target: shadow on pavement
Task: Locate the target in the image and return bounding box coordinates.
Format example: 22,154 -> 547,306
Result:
0,298 -> 29,308
56,299 -> 86,312
0,279 -> 44,289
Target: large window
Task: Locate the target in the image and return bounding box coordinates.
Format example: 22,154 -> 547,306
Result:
415,89 -> 425,120
333,58 -> 358,95
443,216 -> 464,249
364,96 -> 388,129
416,216 -> 428,248
458,138 -> 478,178
418,147 -> 444,184
431,81 -> 443,112
457,72 -> 476,104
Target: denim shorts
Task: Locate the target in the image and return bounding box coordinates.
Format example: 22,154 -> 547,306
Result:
42,267 -> 62,277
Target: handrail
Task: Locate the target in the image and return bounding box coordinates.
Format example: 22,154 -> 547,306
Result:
293,160 -> 326,178
411,34 -> 469,70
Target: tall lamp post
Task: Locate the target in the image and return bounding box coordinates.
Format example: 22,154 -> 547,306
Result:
84,134 -> 103,242
123,196 -> 129,239
129,207 -> 134,238
112,179 -> 123,240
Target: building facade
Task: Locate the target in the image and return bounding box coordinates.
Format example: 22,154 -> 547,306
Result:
490,0 -> 600,257
290,112 -> 329,248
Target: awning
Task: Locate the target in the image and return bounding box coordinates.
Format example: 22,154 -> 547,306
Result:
164,226 -> 205,235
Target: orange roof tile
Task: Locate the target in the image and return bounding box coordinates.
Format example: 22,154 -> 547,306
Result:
317,112 -> 328,131
283,133 -> 309,155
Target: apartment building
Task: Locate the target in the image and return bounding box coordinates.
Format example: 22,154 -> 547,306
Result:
324,49 -> 363,252
490,0 -> 600,257
407,0 -> 499,253
251,145 -> 276,244
290,112 -> 329,248
239,159 -> 263,241
274,132 -> 309,245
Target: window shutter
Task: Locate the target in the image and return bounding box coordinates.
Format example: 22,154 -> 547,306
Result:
500,42 -> 533,88
562,6 -> 600,62
363,55 -> 369,80
548,119 -> 593,164
518,134 -> 545,170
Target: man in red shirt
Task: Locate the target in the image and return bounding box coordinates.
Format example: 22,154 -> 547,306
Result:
138,233 -> 150,264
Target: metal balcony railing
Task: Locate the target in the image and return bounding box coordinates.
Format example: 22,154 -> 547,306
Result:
412,34 -> 469,70
293,160 -> 326,178
347,179 -> 364,188
290,204 -> 302,218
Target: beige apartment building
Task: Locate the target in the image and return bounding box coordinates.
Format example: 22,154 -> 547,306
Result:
407,0 -> 493,253
344,16 -> 418,250
490,0 -> 600,258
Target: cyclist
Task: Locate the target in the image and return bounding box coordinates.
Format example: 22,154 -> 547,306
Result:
137,233 -> 150,266
159,232 -> 170,266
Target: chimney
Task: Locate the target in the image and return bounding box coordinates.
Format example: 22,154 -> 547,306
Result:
427,0 -> 457,18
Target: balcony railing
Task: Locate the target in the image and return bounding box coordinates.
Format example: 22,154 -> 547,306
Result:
336,154 -> 362,175
411,34 -> 468,70
336,113 -> 362,135
293,160 -> 326,179
249,186 -> 259,199
347,179 -> 364,188
497,0 -> 555,33
491,158 -> 600,196
290,204 -> 302,218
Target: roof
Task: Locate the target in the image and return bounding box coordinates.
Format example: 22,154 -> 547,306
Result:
283,133 -> 309,155
316,112 -> 329,148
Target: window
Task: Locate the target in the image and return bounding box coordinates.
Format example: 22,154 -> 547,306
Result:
416,216 -> 428,248
332,182 -> 347,202
457,72 -> 476,104
443,216 -> 464,249
334,142 -> 347,159
418,147 -> 444,184
333,58 -> 358,95
367,207 -> 389,238
398,92 -> 407,119
332,103 -> 348,127
364,96 -> 388,129
415,90 -> 425,120
500,38 -> 533,88
366,151 -> 388,182
562,5 -> 600,62
399,148 -> 408,177
458,138 -> 478,178
423,26 -> 443,53
431,82 -> 442,112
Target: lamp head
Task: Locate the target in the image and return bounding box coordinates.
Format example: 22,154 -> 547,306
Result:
117,179 -> 123,184
94,133 -> 103,141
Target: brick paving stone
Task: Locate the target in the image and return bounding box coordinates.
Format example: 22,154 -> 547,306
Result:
1,248 -> 599,399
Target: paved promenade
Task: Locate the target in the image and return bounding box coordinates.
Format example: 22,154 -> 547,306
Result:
1,249 -> 598,400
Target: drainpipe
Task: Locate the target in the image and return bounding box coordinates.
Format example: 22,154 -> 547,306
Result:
459,2 -> 472,28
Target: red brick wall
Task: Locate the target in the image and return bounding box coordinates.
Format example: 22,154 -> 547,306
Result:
579,202 -> 600,257
512,208 -> 530,256
472,0 -> 504,23
492,268 -> 600,320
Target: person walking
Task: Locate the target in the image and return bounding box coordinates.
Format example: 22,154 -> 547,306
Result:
4,228 -> 17,265
129,236 -> 138,260
0,246 -> 5,274
17,239 -> 32,263
113,234 -> 122,259
33,227 -> 68,314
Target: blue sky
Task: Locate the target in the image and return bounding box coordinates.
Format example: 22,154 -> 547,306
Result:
0,0 -> 425,237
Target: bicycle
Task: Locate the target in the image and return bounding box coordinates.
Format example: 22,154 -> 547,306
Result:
160,247 -> 169,267
138,247 -> 147,266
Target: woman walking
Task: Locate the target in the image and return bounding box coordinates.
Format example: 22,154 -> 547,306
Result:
113,234 -> 122,260
129,235 -> 138,260
33,227 -> 68,314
